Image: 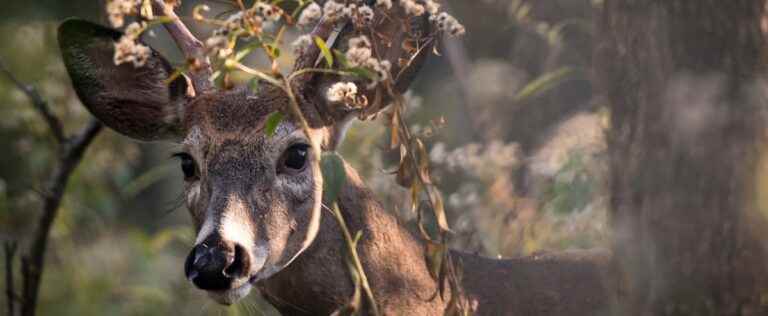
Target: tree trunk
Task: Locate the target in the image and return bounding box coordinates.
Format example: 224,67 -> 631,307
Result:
596,1 -> 768,315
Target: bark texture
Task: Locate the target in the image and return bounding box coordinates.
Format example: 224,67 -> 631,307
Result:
596,1 -> 768,315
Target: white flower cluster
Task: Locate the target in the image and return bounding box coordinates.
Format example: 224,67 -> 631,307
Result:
326,82 -> 359,103
300,0 -> 463,35
345,36 -> 391,87
322,0 -> 376,25
291,34 -> 313,56
106,0 -> 140,27
203,3 -> 283,58
430,141 -> 520,180
113,22 -> 151,67
297,2 -> 322,27
401,0 -> 466,37
431,12 -> 466,36
376,0 -> 393,10
253,2 -> 283,22
205,35 -> 232,58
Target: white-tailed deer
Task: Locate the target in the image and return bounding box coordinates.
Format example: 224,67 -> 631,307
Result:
58,1 -> 615,315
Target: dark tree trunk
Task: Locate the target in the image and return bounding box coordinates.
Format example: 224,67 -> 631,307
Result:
596,1 -> 768,315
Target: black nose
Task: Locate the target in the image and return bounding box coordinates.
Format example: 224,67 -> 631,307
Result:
184,235 -> 250,291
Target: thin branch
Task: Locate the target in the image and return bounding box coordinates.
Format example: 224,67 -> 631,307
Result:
152,0 -> 213,93
21,119 -> 101,316
4,241 -> 18,316
0,60 -> 65,143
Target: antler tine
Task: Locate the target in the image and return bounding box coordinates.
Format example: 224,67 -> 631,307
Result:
293,17 -> 338,74
152,0 -> 213,94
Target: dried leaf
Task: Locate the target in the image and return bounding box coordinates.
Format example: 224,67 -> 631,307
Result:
415,139 -> 432,184
390,109 -> 400,149
427,185 -> 450,233
410,181 -> 422,214
396,156 -> 414,188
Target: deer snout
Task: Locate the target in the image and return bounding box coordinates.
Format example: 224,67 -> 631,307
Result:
184,235 -> 251,291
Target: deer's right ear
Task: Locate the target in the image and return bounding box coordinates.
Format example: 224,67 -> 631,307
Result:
58,18 -> 188,142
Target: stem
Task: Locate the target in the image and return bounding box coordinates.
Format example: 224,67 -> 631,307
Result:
327,204 -> 380,316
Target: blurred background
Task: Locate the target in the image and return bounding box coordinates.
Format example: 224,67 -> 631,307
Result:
0,0 -> 609,315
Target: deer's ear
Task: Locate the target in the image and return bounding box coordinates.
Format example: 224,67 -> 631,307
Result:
58,18 -> 188,141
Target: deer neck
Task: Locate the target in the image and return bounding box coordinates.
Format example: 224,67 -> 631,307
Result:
257,160 -> 447,315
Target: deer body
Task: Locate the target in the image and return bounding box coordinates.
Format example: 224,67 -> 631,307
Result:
259,161 -> 616,315
57,1 -> 615,314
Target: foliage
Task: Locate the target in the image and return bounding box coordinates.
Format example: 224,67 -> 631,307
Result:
1,0 -> 609,315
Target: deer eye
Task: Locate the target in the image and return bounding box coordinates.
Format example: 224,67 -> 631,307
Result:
280,144 -> 310,173
173,153 -> 198,181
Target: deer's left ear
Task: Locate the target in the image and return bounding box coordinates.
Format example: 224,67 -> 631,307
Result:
59,18 -> 189,142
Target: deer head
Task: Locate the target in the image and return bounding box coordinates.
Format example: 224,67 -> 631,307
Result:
58,0 -> 435,305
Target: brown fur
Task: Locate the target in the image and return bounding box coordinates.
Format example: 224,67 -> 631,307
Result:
258,162 -> 618,316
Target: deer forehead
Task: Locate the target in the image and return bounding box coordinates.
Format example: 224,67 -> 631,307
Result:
184,88 -> 285,137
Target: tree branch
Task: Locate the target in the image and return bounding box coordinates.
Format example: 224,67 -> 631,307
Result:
0,60 -> 65,143
0,56 -> 103,316
152,0 -> 213,93
4,241 -> 17,316
20,119 -> 101,316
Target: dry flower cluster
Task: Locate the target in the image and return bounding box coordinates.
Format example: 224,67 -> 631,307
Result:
113,21 -> 150,67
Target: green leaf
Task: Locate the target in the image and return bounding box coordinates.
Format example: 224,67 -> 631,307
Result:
333,49 -> 349,67
347,67 -> 377,80
314,36 -> 334,67
513,67 -> 574,102
321,152 -> 347,204
265,111 -> 284,136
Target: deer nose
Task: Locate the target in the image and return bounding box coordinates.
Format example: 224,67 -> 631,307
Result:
184,236 -> 250,291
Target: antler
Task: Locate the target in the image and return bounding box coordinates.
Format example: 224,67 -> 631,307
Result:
292,1 -> 437,126
293,16 -> 338,74
152,0 -> 213,94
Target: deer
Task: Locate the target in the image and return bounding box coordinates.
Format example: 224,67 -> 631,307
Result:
57,1 -> 616,315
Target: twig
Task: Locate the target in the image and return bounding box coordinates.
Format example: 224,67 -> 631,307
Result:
152,0 -> 213,93
0,60 -> 65,143
20,119 -> 101,316
324,204 -> 380,316
4,241 -> 18,316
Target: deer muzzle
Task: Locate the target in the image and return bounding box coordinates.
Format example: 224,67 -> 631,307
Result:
184,234 -> 251,292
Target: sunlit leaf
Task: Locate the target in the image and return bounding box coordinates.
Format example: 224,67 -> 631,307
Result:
314,36 -> 334,67
427,185 -> 450,233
